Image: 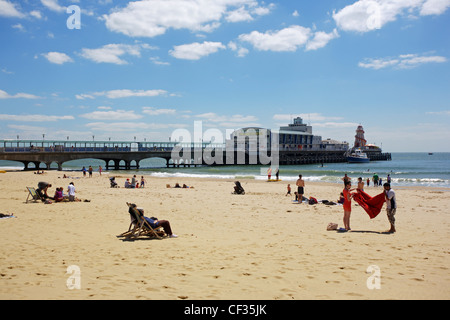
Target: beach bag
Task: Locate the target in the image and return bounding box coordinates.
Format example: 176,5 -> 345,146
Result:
308,197 -> 318,205
327,223 -> 338,231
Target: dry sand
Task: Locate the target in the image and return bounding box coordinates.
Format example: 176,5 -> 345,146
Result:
0,170 -> 449,300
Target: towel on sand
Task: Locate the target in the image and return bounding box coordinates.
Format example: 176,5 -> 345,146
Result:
0,213 -> 16,219
352,191 -> 385,219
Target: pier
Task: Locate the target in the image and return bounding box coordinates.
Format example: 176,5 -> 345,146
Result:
0,139 -> 192,170
0,139 -> 391,171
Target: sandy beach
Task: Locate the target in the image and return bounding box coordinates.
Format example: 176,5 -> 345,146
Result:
0,169 -> 449,300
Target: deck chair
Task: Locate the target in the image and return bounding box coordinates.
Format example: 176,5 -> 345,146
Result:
26,187 -> 42,203
117,203 -> 166,240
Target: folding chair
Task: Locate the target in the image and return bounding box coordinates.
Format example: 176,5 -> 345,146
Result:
118,203 -> 166,240
26,187 -> 42,203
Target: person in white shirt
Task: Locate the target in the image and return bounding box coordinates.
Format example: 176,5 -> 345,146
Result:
383,183 -> 396,233
67,182 -> 76,202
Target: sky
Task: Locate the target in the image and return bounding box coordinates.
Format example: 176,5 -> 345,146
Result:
0,0 -> 449,152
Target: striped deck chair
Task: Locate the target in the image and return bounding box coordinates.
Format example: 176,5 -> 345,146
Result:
26,187 -> 42,203
117,203 -> 166,240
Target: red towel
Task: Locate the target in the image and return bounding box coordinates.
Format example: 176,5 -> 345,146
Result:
352,190 -> 385,219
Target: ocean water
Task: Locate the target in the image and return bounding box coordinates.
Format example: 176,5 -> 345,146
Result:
1,153 -> 449,188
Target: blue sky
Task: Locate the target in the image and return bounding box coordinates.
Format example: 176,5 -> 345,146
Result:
1,0 -> 449,152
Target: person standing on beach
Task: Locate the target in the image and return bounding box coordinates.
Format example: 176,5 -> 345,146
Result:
383,183 -> 396,233
88,166 -> 93,178
373,173 -> 379,187
342,181 -> 354,231
342,174 -> 351,185
357,177 -> 365,191
296,175 -> 305,204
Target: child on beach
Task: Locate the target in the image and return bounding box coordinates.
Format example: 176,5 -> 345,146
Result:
342,181 -> 355,231
140,176 -> 147,188
286,184 -> 291,196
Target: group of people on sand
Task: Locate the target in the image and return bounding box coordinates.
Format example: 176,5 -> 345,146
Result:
340,176 -> 396,233
124,175 -> 147,189
36,181 -> 82,203
284,175 -> 306,202
166,183 -> 193,189
285,173 -> 397,233
81,166 -> 103,177
349,173 -> 392,188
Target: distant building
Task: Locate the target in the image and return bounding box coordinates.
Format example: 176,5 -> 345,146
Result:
230,117 -> 348,152
278,117 -> 322,151
321,138 -> 349,151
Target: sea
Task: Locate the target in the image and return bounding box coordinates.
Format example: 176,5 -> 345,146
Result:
1,153 -> 449,189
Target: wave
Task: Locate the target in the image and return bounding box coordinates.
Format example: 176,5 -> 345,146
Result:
0,166 -> 25,171
144,171 -> 450,188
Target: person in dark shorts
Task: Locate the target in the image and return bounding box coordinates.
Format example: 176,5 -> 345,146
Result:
296,175 -> 305,204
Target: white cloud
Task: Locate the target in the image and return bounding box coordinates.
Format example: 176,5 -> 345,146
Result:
226,6 -> 254,22
359,53 -> 447,69
228,41 -> 249,57
76,89 -> 168,100
29,10 -> 42,19
0,89 -> 42,99
42,52 -> 74,65
0,0 -> 25,18
169,41 -> 226,60
238,25 -> 311,52
80,44 -> 154,65
312,122 -> 359,128
273,113 -> 344,122
149,57 -> 170,66
197,113 -> 258,123
40,0 -> 65,13
12,23 -> 25,31
420,0 -> 450,15
306,29 -> 340,51
426,110 -> 450,115
103,89 -> 168,99
86,122 -> 185,132
0,114 -> 74,121
80,110 -> 143,121
102,0 -> 274,38
333,0 -> 450,33
142,107 -> 177,116
196,113 -> 260,127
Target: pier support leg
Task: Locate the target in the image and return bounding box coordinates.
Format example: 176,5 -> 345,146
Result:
22,161 -> 30,171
